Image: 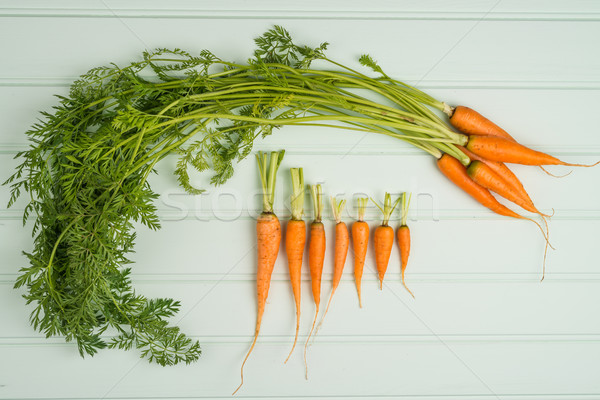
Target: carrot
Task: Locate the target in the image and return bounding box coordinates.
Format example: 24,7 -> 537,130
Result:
304,184 -> 325,379
449,106 -> 516,142
284,168 -> 306,363
352,197 -> 369,308
467,135 -> 600,167
397,192 -> 414,298
467,160 -> 544,216
371,193 -> 401,290
437,153 -> 550,250
466,159 -> 554,279
315,197 -> 348,333
458,145 -> 538,212
234,150 -> 284,396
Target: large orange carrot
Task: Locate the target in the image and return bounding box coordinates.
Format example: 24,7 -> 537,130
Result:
397,192 -> 414,298
467,135 -> 600,167
284,168 -> 305,363
304,184 -> 325,379
437,154 -> 532,219
352,198 -> 369,308
437,154 -> 550,245
234,150 -> 284,395
458,145 -> 538,211
316,197 -> 349,333
372,193 -> 401,290
449,106 -> 516,141
467,161 -> 543,215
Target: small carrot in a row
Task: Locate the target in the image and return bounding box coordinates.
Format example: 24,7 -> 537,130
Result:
397,192 -> 414,298
234,150 -> 284,396
284,168 -> 305,363
304,184 -> 325,379
315,197 -> 349,333
371,193 -> 401,290
352,197 -> 369,308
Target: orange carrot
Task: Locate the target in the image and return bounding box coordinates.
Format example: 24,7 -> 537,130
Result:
438,154 -> 532,219
304,184 -> 325,379
234,150 -> 284,395
316,197 -> 348,333
467,161 -> 543,216
397,192 -> 414,298
437,154 -> 550,248
371,193 -> 401,290
467,135 -> 600,167
352,198 -> 369,307
466,159 -> 554,278
284,168 -> 305,363
449,106 -> 516,142
459,145 -> 538,212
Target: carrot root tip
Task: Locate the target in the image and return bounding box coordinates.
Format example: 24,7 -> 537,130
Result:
539,165 -> 573,178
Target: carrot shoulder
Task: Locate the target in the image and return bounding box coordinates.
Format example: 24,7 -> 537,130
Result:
234,150 -> 284,395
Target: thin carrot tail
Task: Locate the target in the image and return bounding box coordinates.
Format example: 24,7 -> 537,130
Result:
355,275 -> 363,307
401,270 -> 415,299
304,306 -> 319,380
232,326 -> 260,396
284,311 -> 300,364
540,215 -> 552,282
560,160 -> 600,168
539,165 -> 573,178
315,290 -> 335,338
523,216 -> 554,251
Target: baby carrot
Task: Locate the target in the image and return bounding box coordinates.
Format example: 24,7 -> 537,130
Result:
284,168 -> 306,363
371,193 -> 401,290
304,184 -> 325,379
397,192 -> 414,298
352,198 -> 369,307
234,150 -> 284,395
316,197 -> 349,332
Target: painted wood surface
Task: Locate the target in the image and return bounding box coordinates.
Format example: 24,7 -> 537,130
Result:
1,1 -> 599,399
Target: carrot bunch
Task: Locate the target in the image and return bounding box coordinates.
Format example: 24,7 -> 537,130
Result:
438,106 -> 599,278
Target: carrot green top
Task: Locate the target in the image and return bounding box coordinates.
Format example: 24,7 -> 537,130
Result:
330,197 -> 346,224
290,168 -> 304,221
371,192 -> 401,226
400,192 -> 412,227
356,197 -> 368,222
310,184 -> 323,223
257,150 -> 285,213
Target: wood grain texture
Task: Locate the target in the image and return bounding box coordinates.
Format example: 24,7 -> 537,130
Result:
1,1 -> 599,399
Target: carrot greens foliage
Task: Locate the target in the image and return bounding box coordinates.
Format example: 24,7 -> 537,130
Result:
5,26 -> 466,363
